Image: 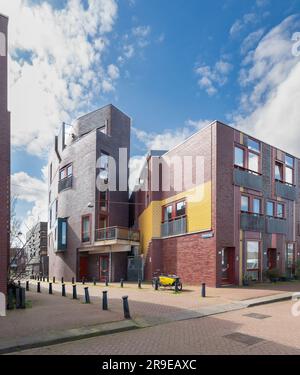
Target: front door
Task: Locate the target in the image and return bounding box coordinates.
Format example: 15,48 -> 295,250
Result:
79,257 -> 88,281
100,255 -> 110,282
267,248 -> 277,270
221,248 -> 235,284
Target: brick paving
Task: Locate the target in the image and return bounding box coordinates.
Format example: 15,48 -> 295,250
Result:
13,301 -> 300,355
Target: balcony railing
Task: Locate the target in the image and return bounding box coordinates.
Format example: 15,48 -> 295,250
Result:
95,226 -> 140,242
58,175 -> 73,193
161,216 -> 187,238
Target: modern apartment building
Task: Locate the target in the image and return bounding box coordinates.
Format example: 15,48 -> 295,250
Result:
0,14 -> 10,297
48,105 -> 139,282
25,222 -> 48,276
133,121 -> 300,287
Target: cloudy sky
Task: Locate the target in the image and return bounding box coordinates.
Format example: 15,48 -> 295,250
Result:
1,0 -> 300,234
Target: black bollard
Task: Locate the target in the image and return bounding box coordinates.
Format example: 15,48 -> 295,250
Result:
105,276 -> 109,287
120,279 -> 124,288
84,287 -> 90,304
47,276 -> 49,283
62,283 -> 66,297
102,291 -> 108,310
49,282 -> 53,295
72,284 -> 77,300
155,278 -> 159,291
61,277 -> 64,284
37,282 -> 41,293
19,288 -> 26,309
26,280 -> 29,291
53,276 -> 56,283
7,288 -> 14,310
201,283 -> 206,298
138,279 -> 142,289
18,280 -> 21,287
175,279 -> 179,293
72,277 -> 75,284
122,296 -> 131,319
82,277 -> 85,285
93,277 -> 96,286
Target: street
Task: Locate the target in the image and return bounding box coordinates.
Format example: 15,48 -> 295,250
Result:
12,300 -> 300,355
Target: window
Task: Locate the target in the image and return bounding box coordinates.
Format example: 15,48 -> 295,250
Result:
248,138 -> 260,153
267,201 -> 274,217
235,147 -> 244,168
99,215 -> 107,229
82,215 -> 91,243
234,140 -> 261,174
248,152 -> 259,173
246,241 -> 259,280
241,196 -> 249,212
286,243 -> 294,268
277,203 -> 284,219
285,166 -> 293,185
275,162 -> 283,181
164,205 -> 173,222
49,199 -> 57,228
99,191 -> 108,212
253,198 -> 261,215
49,163 -> 53,183
61,221 -> 67,246
176,201 -> 186,217
60,163 -> 73,180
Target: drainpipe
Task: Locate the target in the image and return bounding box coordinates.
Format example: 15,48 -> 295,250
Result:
109,248 -> 112,283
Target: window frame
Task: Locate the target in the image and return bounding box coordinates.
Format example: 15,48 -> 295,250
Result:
59,163 -> 73,181
234,140 -> 261,175
246,240 -> 260,279
162,199 -> 187,223
81,214 -> 92,243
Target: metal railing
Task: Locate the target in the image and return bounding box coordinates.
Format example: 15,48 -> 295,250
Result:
161,216 -> 187,237
95,226 -> 140,242
58,175 -> 73,192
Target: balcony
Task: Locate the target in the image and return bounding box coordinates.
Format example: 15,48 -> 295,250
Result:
161,216 -> 187,238
233,166 -> 263,191
266,216 -> 288,235
275,180 -> 297,201
95,226 -> 140,243
58,175 -> 73,193
240,212 -> 265,232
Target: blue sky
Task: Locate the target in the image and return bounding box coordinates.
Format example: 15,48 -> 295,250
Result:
2,0 -> 300,231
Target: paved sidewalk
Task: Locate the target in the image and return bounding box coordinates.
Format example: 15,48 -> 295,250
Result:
0,279 -> 298,354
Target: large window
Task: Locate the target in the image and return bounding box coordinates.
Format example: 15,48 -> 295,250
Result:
234,139 -> 261,174
176,201 -> 186,217
99,191 -> 108,212
60,163 -> 72,180
253,198 -> 261,215
162,200 -> 186,222
277,203 -> 284,219
82,215 -> 91,243
286,243 -> 294,268
164,205 -> 173,222
241,196 -> 249,212
266,201 -> 274,217
275,155 -> 295,185
235,147 -> 244,168
246,241 -> 259,280
49,199 -> 58,228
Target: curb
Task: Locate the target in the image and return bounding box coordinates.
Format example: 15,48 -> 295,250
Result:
0,320 -> 139,355
242,293 -> 293,308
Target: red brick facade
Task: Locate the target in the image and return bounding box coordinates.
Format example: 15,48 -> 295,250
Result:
0,15 -> 10,297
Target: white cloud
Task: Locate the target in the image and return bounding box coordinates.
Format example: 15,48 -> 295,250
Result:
132,25 -> 151,38
240,29 -> 265,55
195,59 -> 233,96
11,167 -> 48,233
107,63 -> 120,80
2,0 -> 118,156
233,15 -> 300,157
230,13 -> 257,37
